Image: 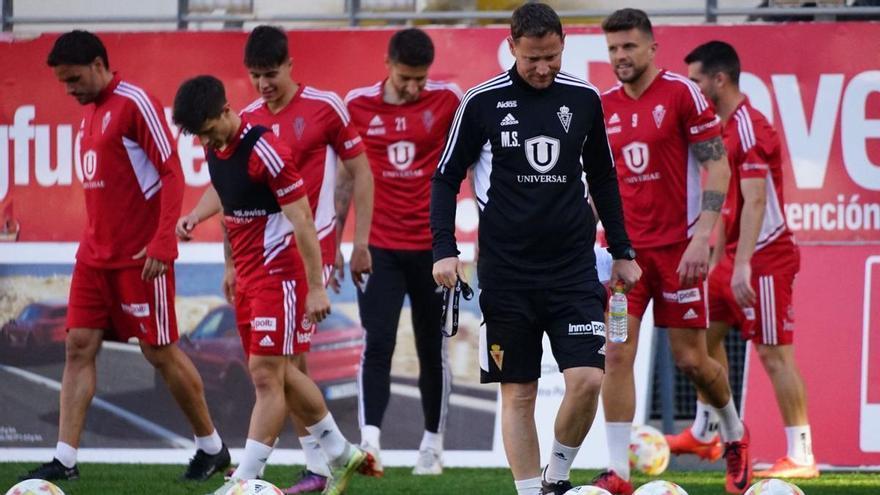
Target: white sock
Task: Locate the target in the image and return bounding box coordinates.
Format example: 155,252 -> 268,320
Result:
785,425 -> 814,465
545,439 -> 579,483
360,424 -> 381,449
299,435 -> 330,477
306,412 -> 349,466
54,442 -> 77,468
195,430 -> 223,455
606,422 -> 632,481
691,400 -> 721,442
419,430 -> 443,452
514,476 -> 542,495
714,398 -> 744,442
233,439 -> 273,480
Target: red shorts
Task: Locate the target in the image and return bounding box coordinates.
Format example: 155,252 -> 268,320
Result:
709,249 -> 799,345
628,241 -> 708,329
67,262 -> 178,346
235,278 -> 312,356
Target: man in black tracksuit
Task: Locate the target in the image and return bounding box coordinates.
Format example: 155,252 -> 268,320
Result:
430,4 -> 641,495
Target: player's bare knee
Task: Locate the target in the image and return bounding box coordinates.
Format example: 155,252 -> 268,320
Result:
564,369 -> 603,399
248,359 -> 284,392
64,329 -> 101,363
139,340 -> 173,369
673,352 -> 703,379
502,382 -> 538,406
756,344 -> 787,376
604,342 -> 637,370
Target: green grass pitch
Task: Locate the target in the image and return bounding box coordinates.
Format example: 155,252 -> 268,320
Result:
2,464 -> 880,494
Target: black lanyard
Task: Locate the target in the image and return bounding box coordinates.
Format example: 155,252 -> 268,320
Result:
440,278 -> 474,337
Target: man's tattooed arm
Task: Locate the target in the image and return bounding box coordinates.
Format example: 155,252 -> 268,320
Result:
691,136 -> 727,164
702,190 -> 725,213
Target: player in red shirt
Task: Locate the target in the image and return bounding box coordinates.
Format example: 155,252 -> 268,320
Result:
595,11 -> 751,495
676,41 -> 818,479
20,31 -> 230,484
341,28 -> 461,475
236,26 -> 374,493
173,76 -> 380,495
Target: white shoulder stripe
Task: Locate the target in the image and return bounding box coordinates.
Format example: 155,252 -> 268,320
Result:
438,74 -> 512,173
556,73 -> 601,97
662,72 -> 708,113
344,82 -> 383,104
736,106 -> 756,152
240,97 -> 264,115
602,83 -> 623,96
426,80 -> 464,100
302,87 -> 350,125
115,82 -> 172,162
557,71 -> 599,91
735,107 -> 755,150
116,83 -> 172,160
254,137 -> 284,177
663,72 -> 708,113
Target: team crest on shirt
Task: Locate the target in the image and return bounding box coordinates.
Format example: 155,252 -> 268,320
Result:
422,110 -> 435,133
271,123 -> 281,137
621,141 -> 650,175
490,344 -> 504,370
387,140 -> 416,170
524,135 -> 560,173
101,112 -> 112,134
557,105 -> 572,133
82,149 -> 98,181
652,104 -> 666,128
294,117 -> 306,139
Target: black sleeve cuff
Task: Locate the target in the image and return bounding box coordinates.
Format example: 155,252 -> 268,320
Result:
607,245 -> 636,260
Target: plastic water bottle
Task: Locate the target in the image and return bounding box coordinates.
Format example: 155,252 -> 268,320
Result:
608,285 -> 628,343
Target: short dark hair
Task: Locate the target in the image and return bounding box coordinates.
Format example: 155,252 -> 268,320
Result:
601,8 -> 654,38
47,30 -> 109,69
172,75 -> 227,135
684,40 -> 741,84
510,3 -> 563,41
387,28 -> 434,67
244,25 -> 289,69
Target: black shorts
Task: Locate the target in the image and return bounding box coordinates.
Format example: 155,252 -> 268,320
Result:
478,282 -> 607,383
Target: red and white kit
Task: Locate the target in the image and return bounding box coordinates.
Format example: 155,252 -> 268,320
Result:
345,80 -> 461,249
602,70 -> 722,328
241,85 -> 365,272
210,123 -> 312,356
710,98 -> 800,345
66,74 -> 184,345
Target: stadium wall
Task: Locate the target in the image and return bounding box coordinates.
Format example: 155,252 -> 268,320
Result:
0,23 -> 878,468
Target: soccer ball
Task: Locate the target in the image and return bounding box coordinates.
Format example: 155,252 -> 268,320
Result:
4,479 -> 65,495
629,424 -> 671,475
632,480 -> 689,495
222,479 -> 284,495
564,486 -> 613,495
745,479 -> 805,495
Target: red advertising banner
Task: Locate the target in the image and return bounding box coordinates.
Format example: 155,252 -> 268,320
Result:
1,24 -> 878,245
743,246 -> 880,467
1,24 -> 879,468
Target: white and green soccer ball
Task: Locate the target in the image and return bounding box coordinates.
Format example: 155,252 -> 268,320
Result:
745,479 -> 805,495
4,479 -> 66,495
564,486 -> 613,495
632,480 -> 690,495
222,479 -> 284,495
629,424 -> 671,476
